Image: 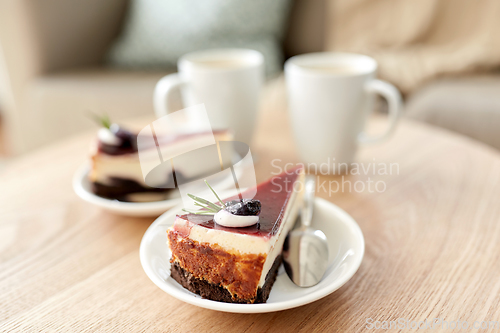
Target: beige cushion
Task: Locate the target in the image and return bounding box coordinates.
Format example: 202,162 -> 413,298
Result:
19,68 -> 174,151
405,75 -> 500,150
107,0 -> 292,77
326,0 -> 500,94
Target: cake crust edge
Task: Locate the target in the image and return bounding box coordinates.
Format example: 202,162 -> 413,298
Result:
170,255 -> 282,304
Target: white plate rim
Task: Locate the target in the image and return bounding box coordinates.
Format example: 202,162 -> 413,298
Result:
140,197 -> 365,313
72,163 -> 245,216
72,163 -> 180,215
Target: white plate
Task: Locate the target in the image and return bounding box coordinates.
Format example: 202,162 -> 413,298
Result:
140,197 -> 365,313
72,163 -> 241,217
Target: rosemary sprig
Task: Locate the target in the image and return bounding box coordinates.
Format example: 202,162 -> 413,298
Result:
183,180 -> 226,215
88,111 -> 111,129
187,193 -> 222,212
182,208 -> 214,215
205,180 -> 225,207
194,202 -> 218,213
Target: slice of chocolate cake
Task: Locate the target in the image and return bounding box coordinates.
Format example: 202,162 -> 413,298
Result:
167,166 -> 305,303
88,122 -> 231,202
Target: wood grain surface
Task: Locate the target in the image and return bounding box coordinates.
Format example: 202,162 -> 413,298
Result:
1,79 -> 500,332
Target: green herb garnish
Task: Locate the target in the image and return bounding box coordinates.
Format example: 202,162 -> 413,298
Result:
88,111 -> 111,129
182,180 -> 225,215
205,180 -> 225,207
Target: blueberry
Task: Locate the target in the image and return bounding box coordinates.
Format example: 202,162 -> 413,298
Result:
110,124 -> 137,150
99,124 -> 138,155
225,199 -> 261,216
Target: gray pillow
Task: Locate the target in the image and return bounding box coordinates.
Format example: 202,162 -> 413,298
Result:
107,0 -> 292,76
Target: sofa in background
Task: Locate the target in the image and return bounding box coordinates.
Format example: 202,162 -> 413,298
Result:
0,0 -> 170,154
1,0 -> 499,154
405,74 -> 500,150
0,0 -> 325,154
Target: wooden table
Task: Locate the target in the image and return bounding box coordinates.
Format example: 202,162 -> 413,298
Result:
2,83 -> 500,332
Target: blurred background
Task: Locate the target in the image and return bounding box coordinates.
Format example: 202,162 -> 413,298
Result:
1,0 -> 500,160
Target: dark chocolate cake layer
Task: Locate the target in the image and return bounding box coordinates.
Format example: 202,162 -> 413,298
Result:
170,255 -> 283,304
92,178 -> 170,201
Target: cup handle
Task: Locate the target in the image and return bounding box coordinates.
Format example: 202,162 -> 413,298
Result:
358,79 -> 402,145
153,73 -> 187,118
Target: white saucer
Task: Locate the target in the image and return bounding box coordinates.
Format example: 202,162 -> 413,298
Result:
140,197 -> 365,313
72,163 -> 242,217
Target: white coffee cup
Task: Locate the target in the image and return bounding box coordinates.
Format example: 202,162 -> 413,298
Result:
285,52 -> 402,171
154,48 -> 264,145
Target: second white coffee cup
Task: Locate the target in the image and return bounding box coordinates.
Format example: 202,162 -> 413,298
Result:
154,48 -> 264,145
285,52 -> 402,172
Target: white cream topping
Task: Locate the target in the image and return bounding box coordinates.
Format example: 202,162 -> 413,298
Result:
214,209 -> 259,228
98,128 -> 121,146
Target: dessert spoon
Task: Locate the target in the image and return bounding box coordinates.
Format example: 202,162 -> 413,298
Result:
283,175 -> 329,287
